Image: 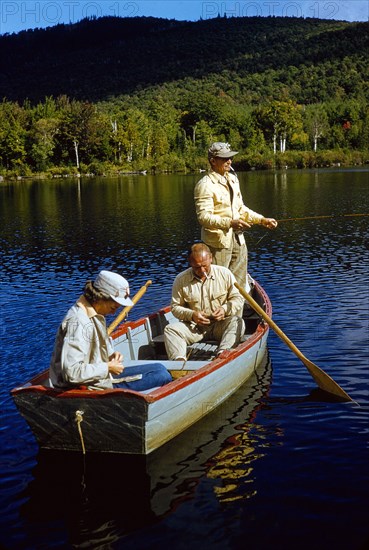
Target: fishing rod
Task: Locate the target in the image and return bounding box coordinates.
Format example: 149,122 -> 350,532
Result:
229,166 -> 368,227
277,213 -> 369,223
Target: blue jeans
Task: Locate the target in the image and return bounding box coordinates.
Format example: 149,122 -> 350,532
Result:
115,363 -> 172,390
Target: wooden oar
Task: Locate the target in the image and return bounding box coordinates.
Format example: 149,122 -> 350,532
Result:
107,280 -> 152,335
235,282 -> 354,402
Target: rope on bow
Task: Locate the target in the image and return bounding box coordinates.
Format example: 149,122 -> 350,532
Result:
75,410 -> 86,455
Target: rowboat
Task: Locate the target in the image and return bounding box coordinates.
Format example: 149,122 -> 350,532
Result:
21,355 -> 272,540
11,281 -> 271,455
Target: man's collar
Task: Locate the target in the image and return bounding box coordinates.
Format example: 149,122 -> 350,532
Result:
191,266 -> 215,282
76,295 -> 98,318
210,169 -> 225,179
209,170 -> 230,185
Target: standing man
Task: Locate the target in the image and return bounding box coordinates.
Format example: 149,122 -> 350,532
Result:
164,243 -> 245,361
194,142 -> 277,291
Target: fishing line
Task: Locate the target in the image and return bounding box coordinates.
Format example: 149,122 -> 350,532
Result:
252,232 -> 271,248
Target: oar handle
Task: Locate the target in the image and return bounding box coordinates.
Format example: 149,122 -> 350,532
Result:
235,282 -> 304,360
107,280 -> 152,335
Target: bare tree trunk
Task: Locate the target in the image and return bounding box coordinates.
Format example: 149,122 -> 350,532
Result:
146,137 -> 150,159
127,142 -> 133,162
314,133 -> 318,152
73,140 -> 79,169
281,135 -> 286,153
111,120 -> 118,162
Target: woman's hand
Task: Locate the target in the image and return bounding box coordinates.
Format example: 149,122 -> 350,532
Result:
108,359 -> 124,376
109,351 -> 123,362
108,351 -> 124,375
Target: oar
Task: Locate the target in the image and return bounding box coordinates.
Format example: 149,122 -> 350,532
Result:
235,282 -> 354,402
108,280 -> 152,335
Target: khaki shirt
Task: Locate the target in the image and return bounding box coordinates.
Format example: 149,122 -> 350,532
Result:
49,296 -> 114,390
194,170 -> 263,249
171,265 -> 244,322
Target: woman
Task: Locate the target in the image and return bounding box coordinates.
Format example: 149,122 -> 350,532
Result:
49,270 -> 172,391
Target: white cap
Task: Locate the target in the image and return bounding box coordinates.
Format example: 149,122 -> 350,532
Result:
93,270 -> 134,306
208,142 -> 238,159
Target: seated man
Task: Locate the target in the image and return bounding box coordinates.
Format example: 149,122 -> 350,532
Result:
164,243 -> 245,361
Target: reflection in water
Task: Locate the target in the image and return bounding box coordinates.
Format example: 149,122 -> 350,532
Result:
1,169 -> 368,549
21,355 -> 273,547
21,452 -> 154,548
206,422 -> 276,504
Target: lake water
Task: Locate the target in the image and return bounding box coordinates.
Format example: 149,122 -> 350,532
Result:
1,168 -> 368,549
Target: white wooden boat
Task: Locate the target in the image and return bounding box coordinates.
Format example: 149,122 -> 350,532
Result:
11,281 -> 271,455
21,355 -> 272,537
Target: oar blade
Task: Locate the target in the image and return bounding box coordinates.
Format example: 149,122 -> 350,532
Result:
302,357 -> 353,402
234,282 -> 354,403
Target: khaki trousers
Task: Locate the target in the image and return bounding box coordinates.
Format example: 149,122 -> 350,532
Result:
207,234 -> 248,290
164,316 -> 245,360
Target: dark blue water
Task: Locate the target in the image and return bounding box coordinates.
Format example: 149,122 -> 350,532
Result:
1,169 -> 368,549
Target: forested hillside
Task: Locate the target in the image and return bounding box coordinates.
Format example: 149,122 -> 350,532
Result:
0,15 -> 367,103
0,16 -> 368,176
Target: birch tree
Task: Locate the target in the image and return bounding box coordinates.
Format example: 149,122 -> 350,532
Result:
304,104 -> 329,151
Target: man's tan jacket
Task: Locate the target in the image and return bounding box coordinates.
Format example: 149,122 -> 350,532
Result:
194,170 -> 263,249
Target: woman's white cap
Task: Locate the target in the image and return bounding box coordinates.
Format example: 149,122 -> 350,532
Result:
94,270 -> 134,306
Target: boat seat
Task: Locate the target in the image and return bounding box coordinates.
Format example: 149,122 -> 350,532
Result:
150,334 -> 219,361
152,334 -> 165,344
187,340 -> 218,360
150,334 -> 167,358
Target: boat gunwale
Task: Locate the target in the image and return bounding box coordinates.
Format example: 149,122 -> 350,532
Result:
11,282 -> 271,405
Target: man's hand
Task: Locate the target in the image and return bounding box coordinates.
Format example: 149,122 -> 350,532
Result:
211,307 -> 226,321
192,310 -> 211,326
261,217 -> 278,229
193,308 -> 226,325
231,219 -> 252,231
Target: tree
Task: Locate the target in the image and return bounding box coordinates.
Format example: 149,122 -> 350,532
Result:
29,117 -> 59,171
56,99 -> 109,168
0,100 -> 28,170
255,100 -> 304,153
120,108 -> 151,162
304,104 -> 329,151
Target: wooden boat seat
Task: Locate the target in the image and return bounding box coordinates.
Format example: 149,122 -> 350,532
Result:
187,340 -> 218,360
150,334 -> 218,361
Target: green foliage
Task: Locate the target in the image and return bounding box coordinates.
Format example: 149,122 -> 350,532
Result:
0,16 -> 368,176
